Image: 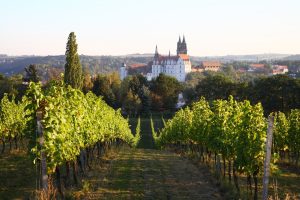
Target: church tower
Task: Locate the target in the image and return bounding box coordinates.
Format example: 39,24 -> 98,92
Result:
181,35 -> 187,54
176,36 -> 181,55
154,45 -> 159,59
177,35 -> 187,55
150,36 -> 191,82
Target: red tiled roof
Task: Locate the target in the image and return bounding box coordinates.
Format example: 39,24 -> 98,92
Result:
129,63 -> 147,68
273,65 -> 288,70
154,54 -> 190,63
202,61 -> 221,68
191,66 -> 204,72
178,54 -> 190,61
250,64 -> 265,68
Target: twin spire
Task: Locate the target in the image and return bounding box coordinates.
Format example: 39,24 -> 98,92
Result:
178,35 -> 186,43
155,35 -> 187,58
177,35 -> 187,55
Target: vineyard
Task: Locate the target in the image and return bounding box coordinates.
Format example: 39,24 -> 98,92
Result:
0,81 -> 138,198
0,84 -> 300,199
155,96 -> 300,199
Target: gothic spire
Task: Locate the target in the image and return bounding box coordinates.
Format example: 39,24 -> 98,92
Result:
169,50 -> 171,57
182,35 -> 186,43
178,36 -> 181,43
154,45 -> 159,59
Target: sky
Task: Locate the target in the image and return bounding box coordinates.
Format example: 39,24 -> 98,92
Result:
1,0 -> 300,56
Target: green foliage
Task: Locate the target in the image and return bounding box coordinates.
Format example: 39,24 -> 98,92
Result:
0,94 -> 28,149
287,109 -> 300,163
24,64 -> 40,83
92,73 -> 120,108
157,96 -> 268,176
64,32 -> 83,90
234,101 -> 266,175
150,116 -> 158,144
249,75 -> 300,114
150,73 -> 182,110
190,97 -> 213,146
195,74 -> 235,101
184,74 -> 299,115
120,75 -> 150,115
0,74 -> 27,101
82,65 -> 93,93
272,112 -> 289,153
24,82 -> 134,173
133,116 -> 141,146
157,107 -> 193,147
122,89 -> 142,116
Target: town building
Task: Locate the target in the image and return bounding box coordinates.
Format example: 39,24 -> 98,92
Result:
149,36 -> 192,82
271,65 -> 288,75
192,61 -> 221,72
248,63 -> 265,72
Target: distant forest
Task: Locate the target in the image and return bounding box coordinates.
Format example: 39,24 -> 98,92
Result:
0,55 -> 153,79
1,54 -> 300,81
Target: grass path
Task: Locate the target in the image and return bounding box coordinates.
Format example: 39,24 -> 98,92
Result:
76,147 -> 221,200
76,116 -> 221,199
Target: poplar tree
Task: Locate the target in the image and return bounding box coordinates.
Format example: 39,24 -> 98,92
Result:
64,32 -> 83,89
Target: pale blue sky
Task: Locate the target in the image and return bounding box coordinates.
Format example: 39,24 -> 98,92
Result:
1,0 -> 300,56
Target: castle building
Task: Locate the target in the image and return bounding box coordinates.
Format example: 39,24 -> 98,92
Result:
150,36 -> 192,82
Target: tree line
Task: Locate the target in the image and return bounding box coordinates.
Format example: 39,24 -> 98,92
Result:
0,32 -> 141,198
0,32 -> 299,117
184,72 -> 300,115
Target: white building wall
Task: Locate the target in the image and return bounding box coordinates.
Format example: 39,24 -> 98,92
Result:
119,67 -> 128,80
151,57 -> 191,82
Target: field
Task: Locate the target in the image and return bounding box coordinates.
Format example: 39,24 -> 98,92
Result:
0,116 -> 299,199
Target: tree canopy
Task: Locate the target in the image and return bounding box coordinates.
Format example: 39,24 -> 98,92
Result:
64,32 -> 83,89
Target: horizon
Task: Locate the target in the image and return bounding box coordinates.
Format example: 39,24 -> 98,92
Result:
0,52 -> 296,58
1,0 -> 300,56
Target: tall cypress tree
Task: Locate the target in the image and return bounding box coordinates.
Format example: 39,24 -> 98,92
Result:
64,32 -> 83,89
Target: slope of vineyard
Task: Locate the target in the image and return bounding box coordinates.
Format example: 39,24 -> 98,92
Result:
24,82 -> 136,173
155,96 -> 300,199
0,81 -> 138,198
73,147 -> 221,200
0,85 -> 299,199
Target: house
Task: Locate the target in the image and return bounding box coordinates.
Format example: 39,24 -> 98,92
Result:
271,65 -> 288,75
191,61 -> 221,72
201,61 -> 221,71
248,63 -> 265,72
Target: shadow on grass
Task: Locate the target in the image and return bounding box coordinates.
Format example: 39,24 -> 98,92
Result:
0,149 -> 36,200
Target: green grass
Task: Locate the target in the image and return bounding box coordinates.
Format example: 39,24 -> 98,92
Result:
185,151 -> 300,199
129,115 -> 166,149
0,149 -> 36,200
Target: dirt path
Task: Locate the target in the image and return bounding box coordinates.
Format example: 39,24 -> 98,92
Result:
80,147 -> 221,200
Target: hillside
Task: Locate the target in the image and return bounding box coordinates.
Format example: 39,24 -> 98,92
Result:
1,53 -> 299,77
0,55 -> 153,77
282,54 -> 300,61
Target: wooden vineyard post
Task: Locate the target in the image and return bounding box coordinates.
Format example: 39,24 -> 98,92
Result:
216,154 -> 221,179
37,111 -> 48,191
262,115 -> 274,200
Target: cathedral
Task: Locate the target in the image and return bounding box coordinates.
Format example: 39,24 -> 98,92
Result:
149,36 -> 192,82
